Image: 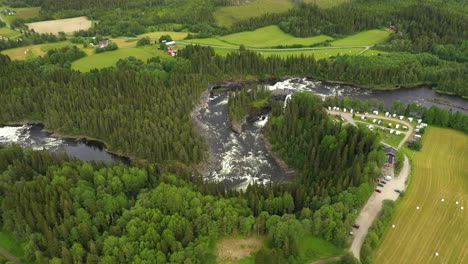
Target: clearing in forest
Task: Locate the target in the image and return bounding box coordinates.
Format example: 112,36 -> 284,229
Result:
0,27 -> 18,38
26,16 -> 92,34
0,6 -> 40,24
330,29 -> 390,46
214,0 -> 294,27
374,127 -> 468,264
216,236 -> 263,263
0,41 -> 77,60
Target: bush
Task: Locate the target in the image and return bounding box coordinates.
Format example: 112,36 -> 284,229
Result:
137,37 -> 151,47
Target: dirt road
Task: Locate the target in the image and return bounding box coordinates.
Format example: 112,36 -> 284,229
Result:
349,156 -> 410,260
0,247 -> 22,264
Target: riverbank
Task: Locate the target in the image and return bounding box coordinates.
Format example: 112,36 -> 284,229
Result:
0,121 -> 132,164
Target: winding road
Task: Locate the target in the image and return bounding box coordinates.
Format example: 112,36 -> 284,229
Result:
327,109 -> 414,260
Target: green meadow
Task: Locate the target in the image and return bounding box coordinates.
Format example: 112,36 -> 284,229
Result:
71,46 -> 169,72
0,6 -> 40,24
214,0 -> 294,28
0,26 -> 18,38
330,29 -> 390,46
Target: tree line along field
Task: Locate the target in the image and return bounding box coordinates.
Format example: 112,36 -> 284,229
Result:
186,26 -> 389,48
374,127 -> 468,264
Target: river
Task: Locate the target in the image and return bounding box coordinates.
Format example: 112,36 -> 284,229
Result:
0,79 -> 466,186
0,124 -> 128,164
195,78 -> 468,188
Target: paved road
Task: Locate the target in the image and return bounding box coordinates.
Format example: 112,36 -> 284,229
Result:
0,247 -> 22,264
349,156 -> 410,260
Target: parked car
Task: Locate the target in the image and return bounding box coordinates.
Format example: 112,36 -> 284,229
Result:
352,224 -> 360,229
378,183 -> 384,187
394,189 -> 402,193
375,189 -> 382,193
380,180 -> 387,184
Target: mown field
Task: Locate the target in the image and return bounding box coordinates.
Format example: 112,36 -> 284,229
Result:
71,46 -> 168,72
374,127 -> 468,264
330,29 -> 390,46
188,25 -> 332,48
0,41 -> 77,59
213,0 -> 294,27
26,16 -> 92,34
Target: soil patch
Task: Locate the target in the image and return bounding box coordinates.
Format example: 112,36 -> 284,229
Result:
216,237 -> 262,263
26,16 -> 92,34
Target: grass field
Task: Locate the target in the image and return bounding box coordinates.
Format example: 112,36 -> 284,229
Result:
1,41 -> 75,60
330,29 -> 390,46
138,31 -> 189,41
0,230 -> 25,260
0,26 -> 18,38
26,16 -> 92,34
302,0 -> 350,8
72,46 -> 167,72
297,235 -> 343,262
0,6 -> 40,24
214,0 -> 294,27
374,127 -> 468,264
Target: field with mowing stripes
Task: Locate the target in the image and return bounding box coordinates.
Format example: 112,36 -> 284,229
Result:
374,127 -> 468,264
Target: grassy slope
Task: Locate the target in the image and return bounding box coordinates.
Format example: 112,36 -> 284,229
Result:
1,41 -> 75,60
330,29 -> 390,46
297,235 -> 343,262
0,230 -> 25,261
374,127 -> 468,264
0,6 -> 40,24
72,46 -> 168,72
0,26 -> 18,37
218,25 -> 333,48
138,31 -> 189,41
214,0 -> 293,28
302,0 -> 350,8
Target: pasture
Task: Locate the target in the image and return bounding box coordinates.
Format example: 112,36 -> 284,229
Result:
0,26 -> 18,38
302,0 -> 350,8
71,46 -> 167,72
374,127 -> 468,264
26,16 -> 92,34
0,6 -> 40,24
138,31 -> 189,41
214,0 -> 293,27
330,29 -> 390,46
1,41 -> 76,60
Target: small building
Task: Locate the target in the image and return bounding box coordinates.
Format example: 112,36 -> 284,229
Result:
165,41 -> 176,46
390,129 -> 395,134
403,125 -> 408,130
350,109 -> 354,114
395,124 -> 400,129
373,110 -> 379,115
167,48 -> 177,56
389,25 -> 398,32
343,108 -> 347,112
396,131 -> 401,135
415,128 -> 420,132
385,147 -> 396,165
417,119 -> 422,124
388,123 -> 392,127
372,119 -> 377,123
399,115 -> 404,120
408,117 -> 413,122
414,134 -> 421,139
385,112 -> 389,117
392,114 -> 397,118
99,39 -> 109,48
361,116 -> 366,120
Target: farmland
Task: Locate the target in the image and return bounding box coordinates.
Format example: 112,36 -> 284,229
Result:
0,6 -> 40,24
0,41 -> 78,60
374,127 -> 468,264
0,26 -> 18,38
138,31 -> 189,41
71,46 -> 168,72
213,0 -> 293,27
26,16 -> 92,34
330,29 -> 390,46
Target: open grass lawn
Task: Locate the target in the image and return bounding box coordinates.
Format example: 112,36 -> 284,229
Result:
330,29 -> 390,46
374,127 -> 468,264
297,235 -> 343,262
1,41 -> 75,60
302,0 -> 350,8
138,31 -> 189,41
0,6 -> 40,24
72,45 -> 168,72
185,37 -> 239,48
218,26 -> 333,48
214,0 -> 293,27
0,26 -> 18,38
0,230 -> 25,260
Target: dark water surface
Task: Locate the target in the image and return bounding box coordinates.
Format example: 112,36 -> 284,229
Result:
0,124 -> 128,164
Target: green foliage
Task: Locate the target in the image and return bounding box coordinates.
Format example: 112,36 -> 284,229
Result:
228,85 -> 270,122
136,37 -> 151,47
95,41 -> 118,53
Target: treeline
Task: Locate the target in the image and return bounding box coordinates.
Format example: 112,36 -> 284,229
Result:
0,31 -> 67,51
0,145 -> 371,263
0,52 -> 208,164
228,84 -> 270,121
265,92 -> 386,195
360,200 -> 396,264
179,45 -> 468,98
